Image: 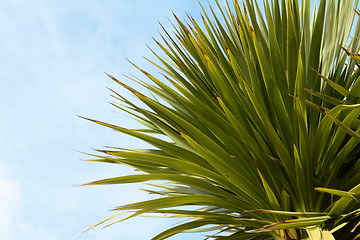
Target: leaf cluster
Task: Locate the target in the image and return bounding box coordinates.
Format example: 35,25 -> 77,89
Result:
83,0 -> 360,239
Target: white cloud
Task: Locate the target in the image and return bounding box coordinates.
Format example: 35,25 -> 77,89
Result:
0,162 -> 21,239
0,179 -> 21,224
0,162 -> 58,240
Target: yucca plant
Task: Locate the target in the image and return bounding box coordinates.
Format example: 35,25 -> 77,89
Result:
82,0 -> 360,239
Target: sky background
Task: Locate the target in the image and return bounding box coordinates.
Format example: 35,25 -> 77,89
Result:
0,0 -> 220,239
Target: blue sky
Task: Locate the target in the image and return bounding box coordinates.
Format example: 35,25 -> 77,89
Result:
0,0 -> 219,239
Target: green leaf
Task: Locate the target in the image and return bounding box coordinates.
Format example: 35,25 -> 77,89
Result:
82,0 -> 360,238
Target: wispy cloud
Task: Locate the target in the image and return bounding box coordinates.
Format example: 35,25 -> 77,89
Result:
0,162 -> 21,239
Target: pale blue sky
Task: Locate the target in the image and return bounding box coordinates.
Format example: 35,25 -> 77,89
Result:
0,0 -> 218,239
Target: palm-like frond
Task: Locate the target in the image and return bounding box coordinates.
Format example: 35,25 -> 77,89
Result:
82,0 -> 360,239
